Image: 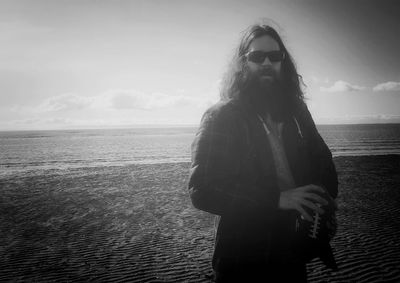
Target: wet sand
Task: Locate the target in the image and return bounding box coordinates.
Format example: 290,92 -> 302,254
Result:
1,155 -> 399,282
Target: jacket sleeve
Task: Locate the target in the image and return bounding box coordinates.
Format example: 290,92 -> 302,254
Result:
188,105 -> 280,218
302,106 -> 338,199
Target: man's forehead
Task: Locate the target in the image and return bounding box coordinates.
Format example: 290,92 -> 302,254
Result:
249,35 -> 280,51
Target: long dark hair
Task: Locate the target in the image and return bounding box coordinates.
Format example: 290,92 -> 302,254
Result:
220,23 -> 305,112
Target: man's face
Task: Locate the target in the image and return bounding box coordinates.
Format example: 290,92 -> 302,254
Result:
246,35 -> 283,89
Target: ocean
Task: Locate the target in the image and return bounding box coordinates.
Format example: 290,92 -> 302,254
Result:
1,124 -> 400,178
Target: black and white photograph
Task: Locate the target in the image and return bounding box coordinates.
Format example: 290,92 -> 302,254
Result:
1,0 -> 399,282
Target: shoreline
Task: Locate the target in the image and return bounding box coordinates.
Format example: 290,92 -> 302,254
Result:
1,153 -> 399,178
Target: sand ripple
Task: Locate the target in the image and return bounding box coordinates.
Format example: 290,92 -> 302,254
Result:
0,155 -> 399,282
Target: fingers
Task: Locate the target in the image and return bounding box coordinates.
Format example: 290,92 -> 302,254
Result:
299,199 -> 325,215
279,185 -> 337,217
295,204 -> 313,222
306,185 -> 337,206
302,184 -> 326,194
303,192 -> 328,206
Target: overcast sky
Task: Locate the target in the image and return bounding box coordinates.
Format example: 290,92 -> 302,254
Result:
1,0 -> 400,130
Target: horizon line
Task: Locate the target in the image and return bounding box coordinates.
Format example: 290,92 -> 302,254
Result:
1,122 -> 400,132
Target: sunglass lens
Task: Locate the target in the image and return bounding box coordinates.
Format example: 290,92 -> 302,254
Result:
247,51 -> 284,63
247,51 -> 266,63
268,51 -> 284,62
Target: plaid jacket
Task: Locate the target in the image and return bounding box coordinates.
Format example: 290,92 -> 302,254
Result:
188,98 -> 338,273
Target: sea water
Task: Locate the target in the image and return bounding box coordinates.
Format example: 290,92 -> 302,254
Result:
1,124 -> 400,177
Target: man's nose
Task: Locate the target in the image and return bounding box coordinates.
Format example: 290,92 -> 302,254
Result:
261,57 -> 272,66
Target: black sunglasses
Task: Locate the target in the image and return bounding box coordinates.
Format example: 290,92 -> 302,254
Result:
245,50 -> 285,64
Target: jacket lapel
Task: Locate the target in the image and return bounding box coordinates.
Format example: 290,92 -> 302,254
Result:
234,98 -> 278,189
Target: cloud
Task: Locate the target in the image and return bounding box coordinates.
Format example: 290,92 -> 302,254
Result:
32,89 -> 214,113
320,80 -> 365,93
306,75 -> 330,84
37,93 -> 93,112
373,81 -> 400,92
102,89 -> 212,110
105,90 -> 203,110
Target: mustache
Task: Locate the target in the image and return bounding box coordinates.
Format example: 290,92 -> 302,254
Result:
259,68 -> 276,77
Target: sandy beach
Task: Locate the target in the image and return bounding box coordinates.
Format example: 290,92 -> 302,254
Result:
1,155 -> 399,282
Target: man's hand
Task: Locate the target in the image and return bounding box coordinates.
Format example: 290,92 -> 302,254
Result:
279,185 -> 329,221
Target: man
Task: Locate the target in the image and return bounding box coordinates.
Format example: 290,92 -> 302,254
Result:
188,23 -> 338,282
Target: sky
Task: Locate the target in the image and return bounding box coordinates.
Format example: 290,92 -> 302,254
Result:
1,0 -> 400,130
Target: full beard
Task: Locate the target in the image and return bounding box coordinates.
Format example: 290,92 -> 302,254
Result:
245,73 -> 292,121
